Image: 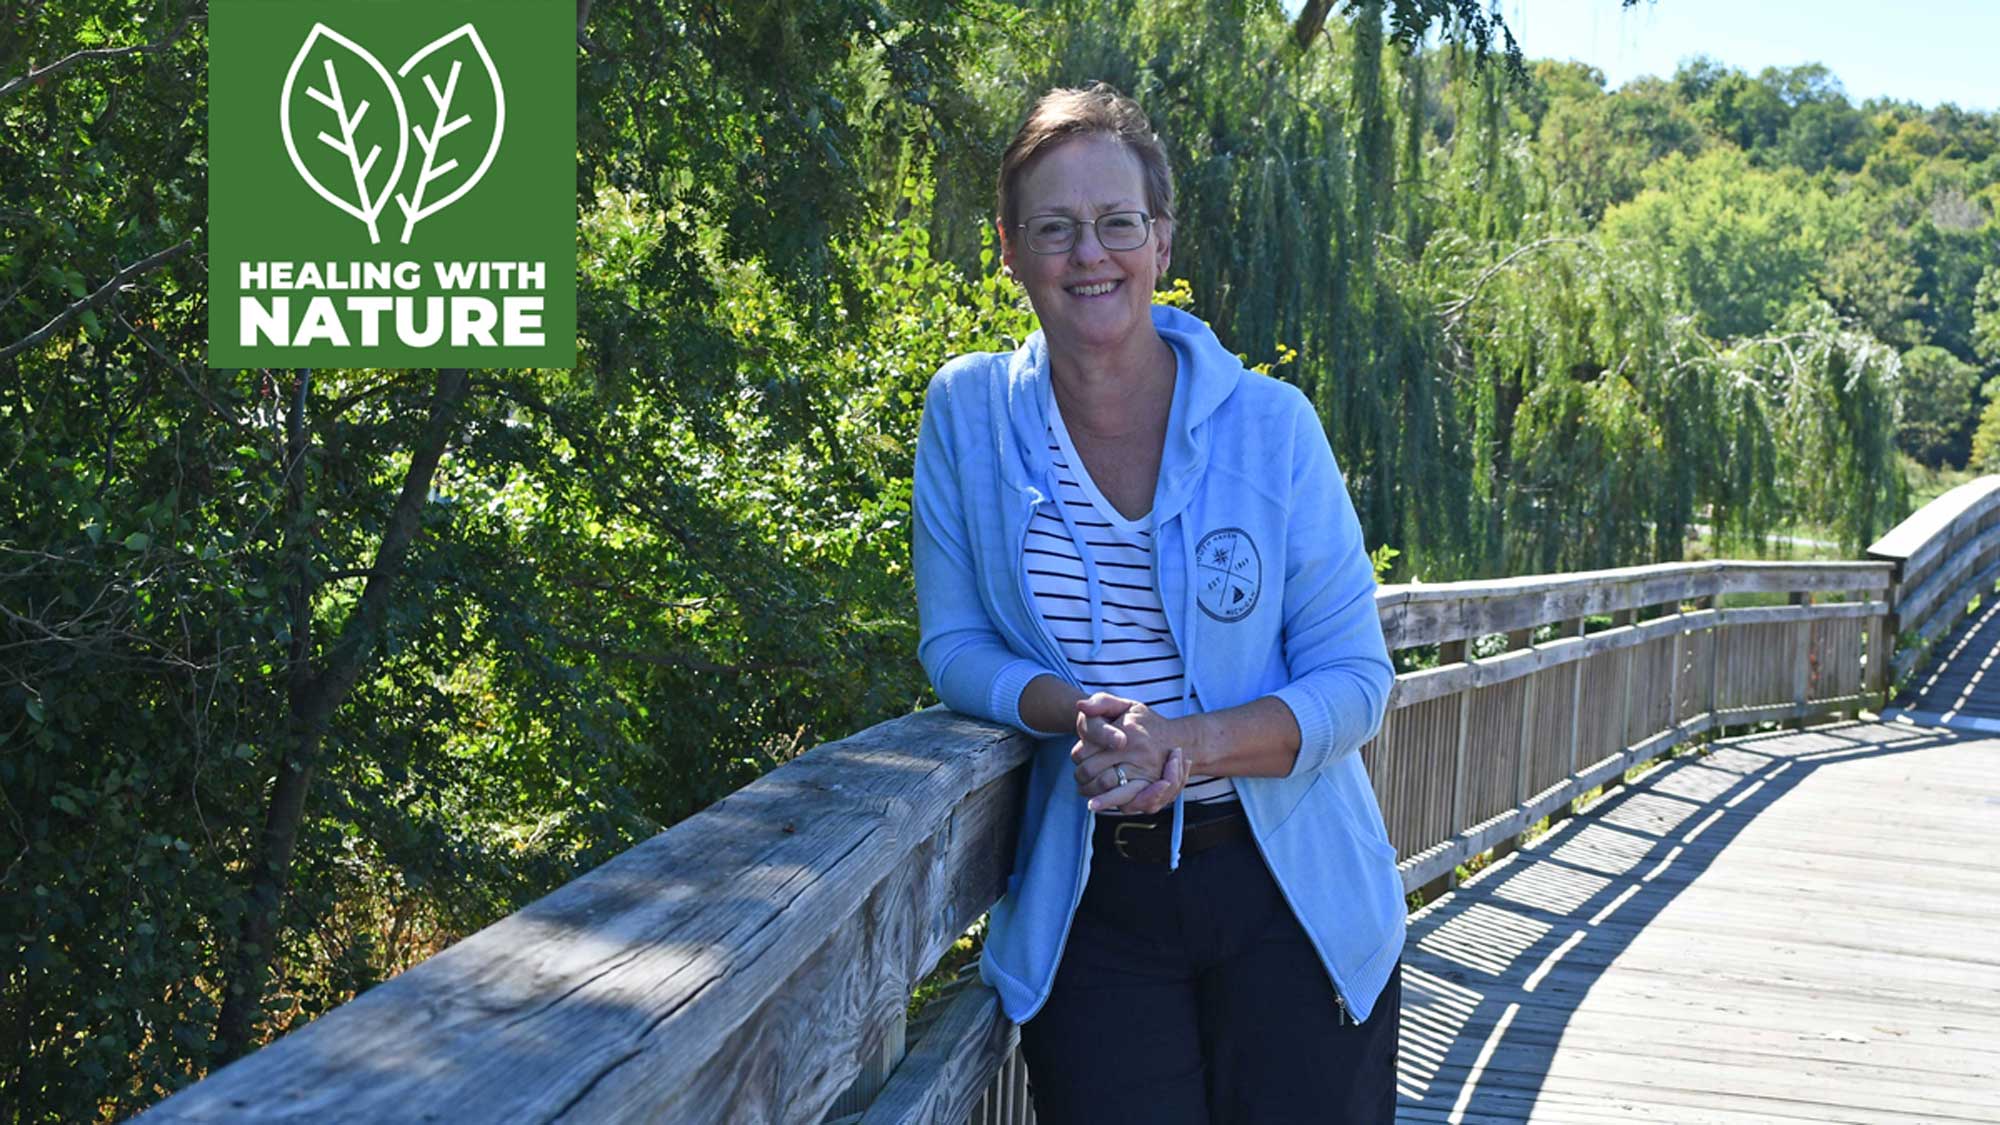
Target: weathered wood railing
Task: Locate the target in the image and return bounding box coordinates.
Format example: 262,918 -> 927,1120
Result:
1367,560 -> 1887,892
146,482 -> 2000,1125
1867,475 -> 2000,686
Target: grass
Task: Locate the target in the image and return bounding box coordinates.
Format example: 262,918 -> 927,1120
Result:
1903,456 -> 1977,512
1682,519 -> 1847,563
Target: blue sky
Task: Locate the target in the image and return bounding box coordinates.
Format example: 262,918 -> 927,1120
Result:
1494,0 -> 1996,112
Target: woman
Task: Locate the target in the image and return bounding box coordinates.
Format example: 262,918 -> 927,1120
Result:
911,83 -> 1403,1123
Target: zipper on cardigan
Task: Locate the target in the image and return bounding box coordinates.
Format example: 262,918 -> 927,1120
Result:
1235,778 -> 1366,1030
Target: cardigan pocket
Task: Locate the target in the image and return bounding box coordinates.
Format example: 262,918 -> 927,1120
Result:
1256,773 -> 1406,991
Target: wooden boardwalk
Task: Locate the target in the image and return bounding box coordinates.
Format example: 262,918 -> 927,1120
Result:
1889,596 -> 2000,733
1394,720 -> 2000,1123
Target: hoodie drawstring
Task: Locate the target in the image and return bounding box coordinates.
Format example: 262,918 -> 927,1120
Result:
1165,519 -> 1204,870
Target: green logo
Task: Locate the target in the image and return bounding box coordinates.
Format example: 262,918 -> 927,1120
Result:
209,0 -> 575,367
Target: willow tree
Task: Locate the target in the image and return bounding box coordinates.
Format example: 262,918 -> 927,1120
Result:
1728,305 -> 1906,551
1463,242 -> 1735,572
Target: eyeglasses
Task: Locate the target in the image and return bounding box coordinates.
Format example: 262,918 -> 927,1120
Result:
1016,210 -> 1155,255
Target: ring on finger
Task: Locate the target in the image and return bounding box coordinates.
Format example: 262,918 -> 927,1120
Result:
1115,764 -> 1129,786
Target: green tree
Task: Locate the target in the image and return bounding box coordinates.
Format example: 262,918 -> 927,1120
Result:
1760,304 -> 1907,549
1906,208 -> 2000,367
1775,98 -> 1872,174
1816,200 -> 1921,349
1969,269 -> 2000,471
1600,148 -> 1844,339
1976,265 -> 2000,366
1537,75 -> 1705,219
1896,344 -> 1982,467
1692,67 -> 1790,154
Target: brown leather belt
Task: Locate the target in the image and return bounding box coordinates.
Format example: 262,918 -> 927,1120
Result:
1093,807 -> 1250,864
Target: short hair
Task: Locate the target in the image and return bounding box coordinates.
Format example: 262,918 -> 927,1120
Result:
996,82 -> 1176,233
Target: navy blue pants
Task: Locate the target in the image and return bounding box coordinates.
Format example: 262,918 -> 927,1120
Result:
1018,811 -> 1401,1124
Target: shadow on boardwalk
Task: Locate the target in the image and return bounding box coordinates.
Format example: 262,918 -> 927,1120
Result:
1394,719 -> 1998,1124
1893,595 -> 2000,726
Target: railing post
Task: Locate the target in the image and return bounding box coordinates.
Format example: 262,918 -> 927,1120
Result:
1789,590 -> 1812,729
1509,627 -> 1534,811
1606,607 -> 1636,796
1709,595 -> 1726,735
1667,600 -> 1683,731
1441,638 -> 1470,890
1873,563 -> 1903,710
1375,703 -> 1397,837
1561,617 -> 1585,825
1503,627 -> 1535,863
1689,593 -> 1715,734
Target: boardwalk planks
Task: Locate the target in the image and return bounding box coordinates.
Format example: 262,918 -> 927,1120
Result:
1396,721 -> 2000,1123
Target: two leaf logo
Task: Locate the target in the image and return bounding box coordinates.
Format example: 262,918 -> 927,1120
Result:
280,24 -> 505,245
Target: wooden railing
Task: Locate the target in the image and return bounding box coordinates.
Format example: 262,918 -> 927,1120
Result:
1866,475 -> 2000,685
144,482 -> 2000,1125
1368,560 -> 1886,892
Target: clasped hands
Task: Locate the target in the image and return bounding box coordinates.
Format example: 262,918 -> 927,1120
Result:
1070,692 -> 1192,815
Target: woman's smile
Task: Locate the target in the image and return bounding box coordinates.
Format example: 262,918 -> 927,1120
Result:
1066,279 -> 1123,298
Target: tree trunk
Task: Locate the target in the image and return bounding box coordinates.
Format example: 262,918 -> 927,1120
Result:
215,370 -> 471,1062
1290,0 -> 1334,49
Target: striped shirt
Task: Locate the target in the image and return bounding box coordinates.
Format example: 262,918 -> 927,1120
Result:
1026,400 -> 1237,810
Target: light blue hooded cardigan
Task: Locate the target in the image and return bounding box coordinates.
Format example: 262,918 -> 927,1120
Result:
911,304 -> 1402,1023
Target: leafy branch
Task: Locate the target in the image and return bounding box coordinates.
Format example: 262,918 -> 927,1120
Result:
552,633 -> 808,676
0,239 -> 194,362
0,11 -> 203,100
307,58 -> 388,243
395,60 -> 470,244
1437,237 -> 1592,327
